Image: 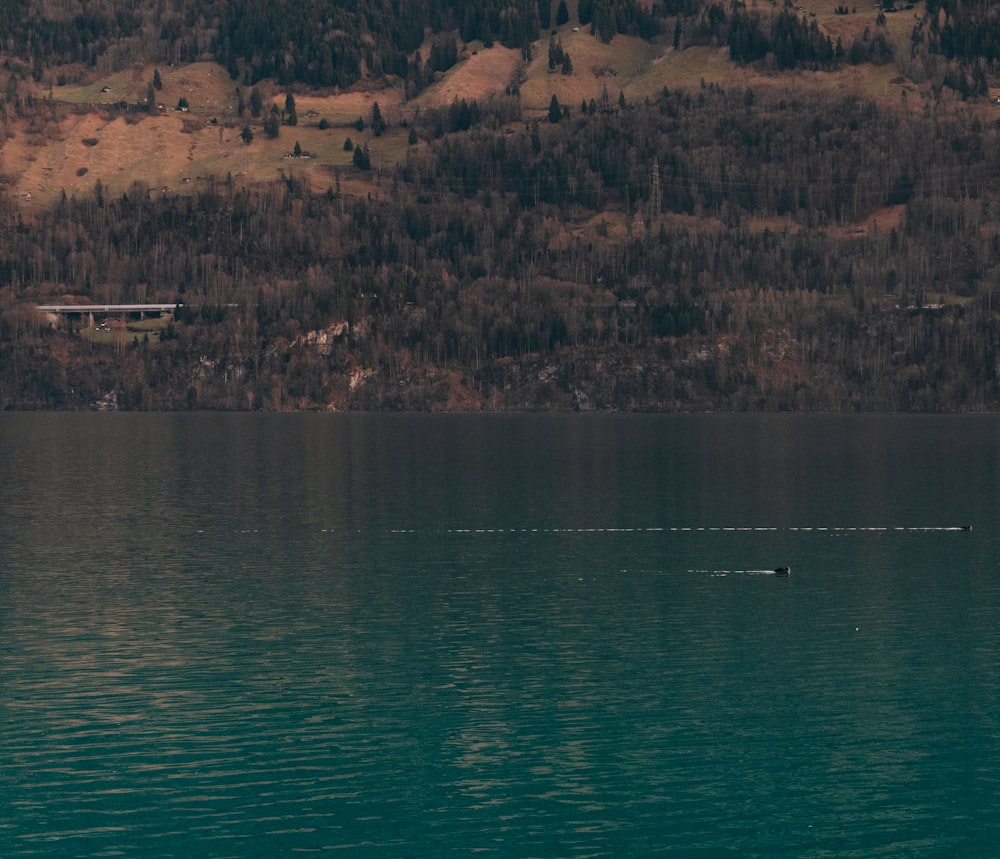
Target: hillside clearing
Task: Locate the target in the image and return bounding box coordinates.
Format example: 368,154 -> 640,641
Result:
0,7 -> 968,206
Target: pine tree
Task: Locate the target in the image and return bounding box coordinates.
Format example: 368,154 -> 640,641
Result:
264,106 -> 280,138
352,143 -> 371,170
548,35 -> 563,70
249,86 -> 263,118
538,0 -> 551,30
548,93 -> 562,123
371,101 -> 385,137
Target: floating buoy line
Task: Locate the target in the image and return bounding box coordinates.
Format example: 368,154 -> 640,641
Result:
432,525 -> 973,535
202,524 -> 973,535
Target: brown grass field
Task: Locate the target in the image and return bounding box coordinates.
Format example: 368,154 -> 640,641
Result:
0,4 -> 971,208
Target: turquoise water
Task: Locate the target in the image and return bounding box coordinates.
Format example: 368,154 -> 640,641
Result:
2,414 -> 999,856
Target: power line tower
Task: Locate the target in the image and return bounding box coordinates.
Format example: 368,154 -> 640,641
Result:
648,160 -> 661,222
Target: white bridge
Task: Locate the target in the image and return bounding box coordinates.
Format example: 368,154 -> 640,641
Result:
36,303 -> 181,314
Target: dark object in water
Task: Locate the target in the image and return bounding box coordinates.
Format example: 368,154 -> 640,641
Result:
773,566 -> 791,576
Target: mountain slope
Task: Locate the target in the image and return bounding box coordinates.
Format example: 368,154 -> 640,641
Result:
4,1 -> 1000,411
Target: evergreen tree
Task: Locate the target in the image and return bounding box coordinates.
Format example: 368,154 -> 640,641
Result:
593,0 -> 616,42
548,35 -> 563,70
285,92 -> 297,126
556,0 -> 569,26
371,101 -> 385,137
249,86 -> 263,118
548,93 -> 562,123
538,0 -> 551,30
352,143 -> 371,170
264,106 -> 280,138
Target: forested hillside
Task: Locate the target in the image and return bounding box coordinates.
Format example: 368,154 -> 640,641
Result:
4,1 -> 1000,411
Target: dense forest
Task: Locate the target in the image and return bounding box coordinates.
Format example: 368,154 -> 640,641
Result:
4,1 -> 1000,410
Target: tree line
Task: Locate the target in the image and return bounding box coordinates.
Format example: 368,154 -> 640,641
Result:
0,0 -> 660,88
7,1 -> 1000,97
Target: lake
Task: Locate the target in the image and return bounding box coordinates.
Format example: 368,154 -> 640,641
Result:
2,413 -> 999,857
